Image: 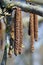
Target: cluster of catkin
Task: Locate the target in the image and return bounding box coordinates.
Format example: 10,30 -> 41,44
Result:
27,0 -> 38,53
14,7 -> 23,56
28,13 -> 38,52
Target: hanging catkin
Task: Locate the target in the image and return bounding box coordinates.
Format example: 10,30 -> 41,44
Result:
18,8 -> 23,54
14,8 -> 21,55
30,13 -> 34,52
34,14 -> 38,41
28,0 -> 34,36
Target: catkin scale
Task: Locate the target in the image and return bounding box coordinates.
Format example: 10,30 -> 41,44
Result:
30,13 -> 34,52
